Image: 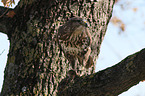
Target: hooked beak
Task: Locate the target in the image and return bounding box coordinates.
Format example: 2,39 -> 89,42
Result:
82,19 -> 88,27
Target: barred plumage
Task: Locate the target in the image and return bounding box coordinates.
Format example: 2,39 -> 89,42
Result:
57,17 -> 93,69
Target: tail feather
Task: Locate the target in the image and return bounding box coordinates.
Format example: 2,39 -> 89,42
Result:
85,56 -> 94,69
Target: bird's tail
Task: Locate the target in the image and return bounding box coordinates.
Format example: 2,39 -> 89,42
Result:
85,56 -> 94,69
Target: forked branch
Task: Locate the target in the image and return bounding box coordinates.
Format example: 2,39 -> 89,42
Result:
58,48 -> 145,96
0,6 -> 14,34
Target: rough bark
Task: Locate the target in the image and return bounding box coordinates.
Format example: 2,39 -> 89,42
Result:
58,48 -> 145,96
0,0 -> 114,95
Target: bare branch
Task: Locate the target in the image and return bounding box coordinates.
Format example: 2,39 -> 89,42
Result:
58,48 -> 145,96
0,6 -> 13,34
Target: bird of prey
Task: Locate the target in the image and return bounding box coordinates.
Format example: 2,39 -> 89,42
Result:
57,17 -> 93,69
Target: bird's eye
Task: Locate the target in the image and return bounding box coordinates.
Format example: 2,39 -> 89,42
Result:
76,20 -> 81,22
76,20 -> 82,22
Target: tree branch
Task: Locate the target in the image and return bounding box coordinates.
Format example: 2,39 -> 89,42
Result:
0,6 -> 13,34
58,48 -> 145,96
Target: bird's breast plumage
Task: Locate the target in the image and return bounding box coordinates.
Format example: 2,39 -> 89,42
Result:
57,17 -> 93,69
58,25 -> 90,56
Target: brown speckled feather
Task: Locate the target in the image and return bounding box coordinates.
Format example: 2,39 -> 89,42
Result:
57,17 -> 93,69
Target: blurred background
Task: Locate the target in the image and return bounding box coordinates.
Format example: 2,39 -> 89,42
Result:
0,0 -> 145,95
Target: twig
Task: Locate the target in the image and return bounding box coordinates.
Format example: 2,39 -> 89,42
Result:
0,49 -> 5,55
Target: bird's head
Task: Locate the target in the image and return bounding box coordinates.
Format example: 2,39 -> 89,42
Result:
69,17 -> 88,27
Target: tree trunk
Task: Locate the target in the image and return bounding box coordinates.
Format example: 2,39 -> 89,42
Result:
0,0 -> 114,95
